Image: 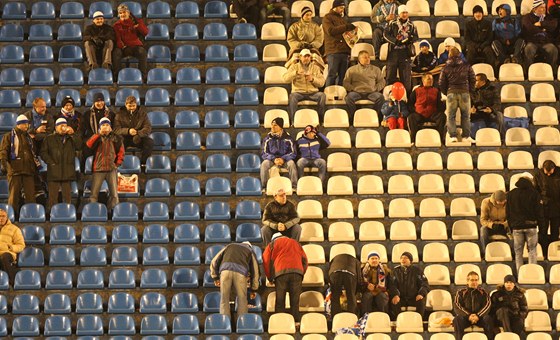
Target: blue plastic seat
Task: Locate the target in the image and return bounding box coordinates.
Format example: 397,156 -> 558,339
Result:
174,224 -> 201,243
111,246 -> 139,265
28,67 -> 54,86
172,268 -> 199,288
58,67 -> 84,85
2,2 -> 26,19
176,131 -> 202,151
205,223 -> 231,242
150,131 -> 172,150
81,202 -> 108,222
122,1 -> 142,17
58,45 -> 83,63
112,224 -> 139,243
76,292 -> 103,313
204,1 -> 228,18
176,68 -> 201,85
112,202 -> 139,222
174,88 -> 200,106
204,314 -> 232,334
203,291 -> 221,312
236,131 -> 262,150
108,268 -> 135,289
173,201 -> 201,220
76,315 -> 104,336
28,24 -> 53,41
21,225 -> 45,245
204,88 -> 230,106
143,201 -> 170,221
205,246 -> 225,266
205,202 -> 231,220
235,200 -> 262,219
25,89 -> 51,108
45,269 -> 73,290
147,1 -> 171,18
174,23 -> 199,40
236,223 -> 263,242
0,272 -> 7,291
173,245 -> 201,266
0,204 -> 14,222
115,88 -> 140,106
173,314 -> 200,335
56,89 -> 81,107
79,246 -> 107,266
234,44 -> 259,62
31,1 -> 55,19
49,247 -> 76,266
60,2 -> 84,19
50,225 -> 76,244
235,67 -> 260,84
147,69 -> 172,85
0,114 -> 16,133
176,45 -> 200,62
176,155 -> 202,174
1,45 -> 25,64
18,248 -> 45,267
0,317 -> 7,336
0,180 -> 6,199
12,294 -> 40,314
14,269 -> 40,290
236,177 -> 262,196
140,268 -> 167,288
12,316 -> 40,336
172,292 -> 199,313
144,178 -> 171,197
148,45 -> 172,63
0,90 -> 21,108
0,296 -> 5,314
176,0 -> 200,18
117,67 -> 142,85
205,44 -> 229,62
108,292 -> 135,313
76,269 -> 104,289
205,110 -> 230,128
141,314 -> 168,335
237,314 -> 264,334
206,154 -> 232,173
50,203 -> 77,222
234,110 -> 260,128
118,155 -> 141,174
44,293 -> 71,314
233,23 -> 257,40
44,315 -> 72,336
145,155 -> 172,174
205,178 -> 232,196
88,68 -> 113,85
85,88 -> 111,106
206,131 -> 232,149
0,24 -> 23,42
19,203 -> 46,223
81,225 -> 108,244
234,87 -> 259,106
140,292 -> 167,313
146,23 -> 170,40
146,89 -> 171,107
89,1 -> 113,18
109,315 -> 136,335
206,67 -> 231,85
58,23 -> 82,41
143,224 -> 170,243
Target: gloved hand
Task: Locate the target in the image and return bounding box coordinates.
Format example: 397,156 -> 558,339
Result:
133,135 -> 142,144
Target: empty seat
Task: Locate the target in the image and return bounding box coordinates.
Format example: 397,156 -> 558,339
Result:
112,202 -> 139,222
45,269 -> 73,289
174,201 -> 201,220
173,314 -> 200,334
80,246 -> 107,266
49,247 -> 75,266
1,45 -> 25,64
111,246 -> 138,265
76,269 -> 104,289
12,315 -> 40,336
175,178 -> 202,197
14,270 -> 41,290
44,293 -> 71,314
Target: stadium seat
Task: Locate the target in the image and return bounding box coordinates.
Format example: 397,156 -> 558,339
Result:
145,155 -> 172,173
148,44 -> 172,63
236,131 -> 261,149
204,88 -> 230,106
12,294 -> 40,314
145,88 -> 171,107
235,109 -> 260,128
236,67 -> 260,84
173,314 -> 200,334
19,203 -> 46,223
174,245 -> 201,265
174,224 -> 201,243
205,0 -> 228,17
58,45 -> 84,63
76,315 -> 104,335
14,270 -> 41,290
205,178 -> 232,197
176,45 -> 201,62
108,314 -> 136,335
143,224 -> 170,243
147,1 -> 171,18
0,24 -> 23,42
111,246 -> 138,265
233,23 -> 257,40
205,202 -> 231,220
175,178 -> 202,197
2,2 -> 26,19
85,88 -> 110,106
204,314 -> 232,334
80,246 -> 107,266
44,293 -> 71,314
27,67 -> 53,86
45,269 -> 73,289
57,23 -> 82,41
234,43 -> 259,61
21,225 -> 45,245
206,131 -> 232,149
235,200 -> 262,219
205,109 -> 230,127
0,90 -> 21,108
89,1 -> 113,18
141,268 -> 167,288
49,247 -> 76,266
234,87 -> 259,105
49,225 -> 76,245
12,315 -> 40,336
173,201 -> 201,220
140,292 -> 167,313
204,23 -> 228,40
143,202 -> 169,221
144,178 -> 171,197
172,292 -> 199,313
141,314 -> 168,335
176,0 -> 199,18
175,110 -> 200,128
176,68 -> 201,85
60,2 -> 84,19
0,68 -> 24,86
76,269 -> 104,289
112,202 -> 139,222
176,131 -> 202,151
0,45 -> 25,64
146,23 -> 170,40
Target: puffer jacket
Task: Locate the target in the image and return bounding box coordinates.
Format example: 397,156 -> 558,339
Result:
296,132 -> 330,159
287,19 -> 324,53
322,10 -> 355,55
493,4 -> 521,42
114,106 -> 152,138
480,192 -> 508,228
282,60 -> 325,93
40,132 -> 81,182
113,17 -> 148,48
470,80 -> 501,120
261,131 -> 297,162
491,285 -> 528,319
0,219 -> 25,261
262,200 -> 300,230
263,235 -> 308,281
454,287 -> 491,317
439,55 -> 475,94
507,177 -> 546,229
86,133 -> 124,172
392,264 -> 430,300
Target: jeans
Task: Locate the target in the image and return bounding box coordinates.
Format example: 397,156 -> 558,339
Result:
372,27 -> 384,59
261,223 -> 301,245
275,273 -> 303,321
446,92 -> 471,138
329,271 -> 358,317
492,38 -> 524,64
296,158 -> 327,182
260,159 -> 298,189
326,53 -> 349,86
470,112 -> 504,139
344,91 -> 384,119
90,169 -> 119,210
288,92 -> 326,119
219,270 -> 248,319
480,226 -> 509,251
524,42 -> 558,73
513,228 -> 538,271
361,291 -> 388,314
85,40 -> 114,67
112,46 -> 148,78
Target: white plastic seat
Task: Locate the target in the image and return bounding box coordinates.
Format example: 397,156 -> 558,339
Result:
388,198 -> 415,218
413,20 -> 431,38
500,83 -> 526,103
447,151 -> 474,170
291,1 -> 315,17
264,66 -> 289,84
326,130 -> 351,149
293,108 -> 319,128
486,263 -> 513,285
270,335 -> 295,340
526,333 -> 552,340
327,199 -> 354,219
355,129 -> 382,148
328,222 -> 355,242
426,289 -> 453,311
479,173 -> 506,194
388,175 -> 414,194
359,221 -> 386,241
385,129 -> 412,148
264,109 -> 290,128
475,128 -> 501,146
449,173 -> 476,194
335,335 -> 359,340
303,244 -> 325,264
417,152 -> 443,170
531,83 -> 556,102
300,222 -> 324,242
538,150 -> 560,168
407,0 -> 431,16
462,333 -> 488,340
327,152 -> 353,172
533,105 -> 559,125
327,175 -> 354,195
319,0 -> 333,17
390,220 -> 416,240
528,62 -> 554,81
261,22 -> 286,40
387,152 -> 413,171
505,127 -> 531,146
299,292 -> 325,312
391,243 -> 419,263
434,0 -> 459,15
427,312 -> 455,333
268,313 -> 296,334
420,220 -> 447,240
297,200 -> 323,219
323,109 -> 350,128
415,129 -> 442,147
351,42 -> 375,61
331,313 -> 358,332
553,290 -> 560,309
297,176 -> 323,196
503,105 -> 528,120
424,264 -> 451,285
357,175 -> 384,194
263,43 -> 288,61
360,243 -> 388,263
418,174 -> 444,194
524,311 -> 552,332
347,0 -> 372,17
525,288 -> 548,310
507,150 -> 534,170
266,176 -> 294,196
329,243 -> 356,261
364,312 -> 392,333
356,152 -> 383,171
435,20 -> 460,38
422,242 -> 450,263
395,311 -> 424,332
477,151 -> 504,170
485,242 -> 512,262
450,197 -> 477,216
419,197 -> 446,218
324,85 -> 347,105
351,21 -> 372,39
358,199 -> 385,219
518,264 -> 545,284
463,0 -> 489,15
451,220 -> 478,240
498,63 -> 525,81
454,264 -> 482,285
472,63 -> 496,81
353,108 -> 379,127
300,312 -> 328,333
535,126 -> 560,145
548,240 -> 560,261
263,86 -> 289,105
437,41 -> 462,56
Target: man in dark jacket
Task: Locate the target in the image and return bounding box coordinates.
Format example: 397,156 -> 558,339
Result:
260,117 -> 297,190
371,0 -> 401,59
40,118 -> 81,210
390,251 -> 430,320
83,11 -> 115,70
439,47 -> 476,143
296,125 -> 331,182
210,242 -> 260,319
407,73 -> 446,143
113,96 -> 153,165
23,97 -> 54,153
112,3 -> 148,79
470,73 -> 504,139
263,233 -> 308,322
329,253 -> 362,317
522,0 -> 558,73
81,93 -> 115,162
465,5 -> 495,67
361,251 -> 397,314
507,174 -> 546,270
54,96 -> 82,140
453,271 -> 494,340
491,275 -> 528,335
532,160 -> 560,254
261,188 -> 301,245
492,4 -> 523,64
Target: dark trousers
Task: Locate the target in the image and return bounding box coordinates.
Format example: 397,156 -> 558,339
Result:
275,273 -> 303,321
495,307 -> 524,334
122,136 -> 153,164
390,296 -> 426,320
538,214 -> 560,255
8,174 -> 36,212
386,49 -> 412,94
361,291 -> 388,315
466,43 -> 496,69
47,181 -> 72,211
329,271 -> 358,317
112,46 -> 148,78
407,111 -> 447,142
0,253 -> 17,285
453,314 -> 495,340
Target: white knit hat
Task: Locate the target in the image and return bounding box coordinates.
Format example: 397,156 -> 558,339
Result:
93,11 -> 104,19
55,118 -> 67,126
532,0 -> 545,9
16,115 -> 29,125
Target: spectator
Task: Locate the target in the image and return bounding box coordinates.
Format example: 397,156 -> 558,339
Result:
383,4 -> 417,93
533,160 -> 560,253
439,47 -> 476,143
283,49 -> 326,120
112,3 -> 148,80
323,0 -> 356,86
260,117 -> 298,190
381,82 -> 409,130
296,125 -> 330,182
113,96 -> 153,165
437,37 -> 467,64
40,118 -> 81,210
549,0 -> 560,18
81,93 -> 115,161
0,208 -> 25,285
328,253 -> 362,317
23,97 -> 54,153
480,190 -> 509,251
232,0 -> 260,25
287,6 -> 324,56
407,73 -> 446,143
521,0 -> 558,74
0,115 -> 39,210
453,271 -> 494,340
492,4 -> 523,64
470,73 -> 504,139
343,50 -> 385,120
83,11 -> 115,70
260,0 -> 291,31
263,232 -> 308,323
465,5 -> 496,67
491,275 -> 528,335
261,188 -> 301,245
411,40 -> 438,74
86,117 -> 124,210
361,251 -> 397,314
390,251 -> 430,320
507,174 -> 545,270
55,96 -> 82,139
210,242 -> 260,319
371,0 -> 401,59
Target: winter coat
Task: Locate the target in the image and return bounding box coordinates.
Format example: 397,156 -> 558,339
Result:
371,0 -> 401,28
465,18 -> 493,48
0,129 -> 37,176
81,106 -> 115,141
383,18 -> 417,55
521,13 -> 558,44
532,168 -> 560,216
454,287 -> 491,317
86,133 -> 124,172
408,86 -> 445,119
0,219 -> 25,261
263,235 -> 308,281
287,19 -> 324,53
283,61 -> 325,94
329,254 -> 362,280
114,106 -> 152,138
296,132 -> 330,160
493,5 -> 521,42
506,177 -> 546,229
392,264 -> 430,300
23,110 -> 54,144
362,263 -> 398,297
437,50 -> 467,64
113,17 -> 148,49
470,80 -> 501,121
54,111 -> 82,137
40,132 -> 81,182
261,131 -> 297,162
491,285 -> 528,319
480,192 -> 508,228
439,56 -> 476,95
381,99 -> 409,120
210,242 -> 260,291
262,200 -> 300,230
83,23 -> 116,44
322,10 -> 355,55
412,51 -> 438,73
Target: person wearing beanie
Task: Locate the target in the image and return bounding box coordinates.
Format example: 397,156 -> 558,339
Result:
261,188 -> 301,244
22,97 -> 54,153
361,251 -> 397,315
437,37 -> 467,64
390,251 -> 430,320
492,4 -> 523,65
113,96 -> 153,165
83,9 -> 115,70
259,0 -> 290,31
81,92 -> 115,161
55,96 -> 82,140
86,117 -> 124,210
453,271 -> 494,339
260,117 -> 298,191
521,0 -> 558,73
465,4 -> 496,69
295,124 -> 330,182
490,274 -> 528,334
210,242 -> 260,319
328,253 -> 362,317
532,159 -> 560,254
407,73 -> 446,143
371,0 -> 402,60
322,0 -> 356,86
411,40 -> 437,73
40,118 -> 81,210
479,190 -> 509,250
470,72 -> 504,139
112,2 -> 148,80
287,6 -> 324,56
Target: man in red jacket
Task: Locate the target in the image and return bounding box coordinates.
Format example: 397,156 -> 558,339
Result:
112,3 -> 148,80
263,233 -> 308,323
407,74 -> 446,143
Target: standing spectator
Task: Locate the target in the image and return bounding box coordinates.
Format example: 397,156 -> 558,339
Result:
507,174 -> 545,270
23,97 -> 54,153
210,242 -> 260,319
113,96 -> 153,165
533,160 -> 560,253
283,49 -> 326,120
383,4 -> 417,93
296,125 -> 330,182
263,233 -> 308,323
0,115 -> 39,210
492,4 -> 524,64
407,73 -> 446,142
112,3 -> 148,80
260,0 -> 291,31
361,251 -> 397,314
343,50 -> 385,120
480,190 -> 509,251
0,208 -> 25,285
370,0 -> 401,59
437,37 -> 466,64
521,0 -> 558,74
411,40 -> 438,74
260,117 -> 298,190
86,118 -> 124,210
323,0 -> 356,86
261,189 -> 301,245
83,11 -> 115,70
232,0 -> 261,25
328,253 -> 362,317
491,275 -> 528,335
287,6 -> 324,56
55,96 -> 82,139
390,252 -> 430,320
465,5 -> 495,67
470,73 -> 504,139
81,93 -> 115,161
453,271 -> 494,340
381,82 -> 409,130
439,47 -> 476,143
40,118 -> 81,210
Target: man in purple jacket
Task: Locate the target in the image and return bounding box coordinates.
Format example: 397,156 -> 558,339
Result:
260,117 -> 298,191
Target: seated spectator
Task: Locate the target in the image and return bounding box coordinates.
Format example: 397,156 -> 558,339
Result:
296,125 -> 330,182
361,251 -> 397,315
522,0 -> 558,74
83,11 -> 115,70
390,252 -> 430,320
55,96 -> 82,139
411,40 -> 438,74
81,93 -> 115,161
371,0 -> 402,59
0,208 -> 25,285
287,6 -> 324,57
492,4 -> 523,64
232,0 -> 261,25
465,5 -> 496,67
470,73 -> 504,139
261,189 -> 301,245
23,97 -> 54,153
438,38 -> 466,64
381,82 -> 409,130
260,0 -> 291,31
112,3 -> 148,80
282,49 -> 326,120
453,271 -> 494,340
480,190 -> 509,250
113,96 -> 153,165
407,74 -> 446,142
491,275 -> 528,335
260,117 -> 298,190
343,50 -> 385,120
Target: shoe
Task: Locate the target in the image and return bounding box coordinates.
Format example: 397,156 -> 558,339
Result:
449,137 -> 458,143
464,137 -> 475,144
102,62 -> 111,70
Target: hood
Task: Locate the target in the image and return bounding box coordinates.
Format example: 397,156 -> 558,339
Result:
497,3 -> 512,16
515,177 -> 534,189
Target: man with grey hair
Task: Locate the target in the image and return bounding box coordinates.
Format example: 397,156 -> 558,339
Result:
83,11 -> 115,70
112,3 -> 148,80
261,189 -> 301,245
480,190 -> 509,251
113,96 -> 153,165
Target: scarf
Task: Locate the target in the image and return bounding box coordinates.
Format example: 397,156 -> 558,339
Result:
61,107 -> 75,118
10,128 -> 41,168
362,263 -> 386,291
89,104 -> 111,134
395,18 -> 412,44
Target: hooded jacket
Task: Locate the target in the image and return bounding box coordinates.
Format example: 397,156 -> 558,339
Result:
296,132 -> 330,160
287,19 -> 324,53
521,12 -> 558,44
210,242 -> 260,291
470,80 -> 501,121
41,132 -> 81,182
0,219 -> 25,261
392,264 -> 430,300
480,192 -> 508,228
439,55 -> 476,95
261,130 -> 297,162
493,4 -> 521,42
506,177 -> 545,229
263,235 -> 308,281
282,60 -> 325,94
381,99 -> 409,120
491,285 -> 528,319
322,10 -> 355,55
454,286 -> 491,317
